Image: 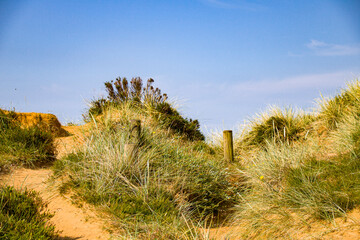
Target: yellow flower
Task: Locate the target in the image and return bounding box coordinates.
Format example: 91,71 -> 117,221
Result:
152,131 -> 156,134
259,175 -> 264,180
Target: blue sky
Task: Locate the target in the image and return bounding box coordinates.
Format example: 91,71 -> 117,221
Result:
1,0 -> 360,133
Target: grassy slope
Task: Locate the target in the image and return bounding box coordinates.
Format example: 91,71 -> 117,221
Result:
231,80 -> 360,239
53,102 -> 240,239
52,78 -> 360,239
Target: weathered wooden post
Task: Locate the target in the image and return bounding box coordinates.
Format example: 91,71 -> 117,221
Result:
124,119 -> 141,161
129,119 -> 141,144
223,130 -> 234,162
124,143 -> 137,161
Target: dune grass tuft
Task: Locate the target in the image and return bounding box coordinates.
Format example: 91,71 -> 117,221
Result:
240,107 -> 314,147
316,79 -> 360,131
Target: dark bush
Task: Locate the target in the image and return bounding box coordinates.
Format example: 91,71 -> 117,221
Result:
155,102 -> 204,141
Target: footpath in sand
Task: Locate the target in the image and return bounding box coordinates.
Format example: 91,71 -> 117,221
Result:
0,125 -> 111,240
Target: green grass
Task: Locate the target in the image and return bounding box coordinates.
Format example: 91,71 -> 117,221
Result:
53,103 -> 238,239
85,77 -> 205,141
0,109 -> 56,172
238,107 -> 314,148
230,79 -> 360,238
54,77 -> 360,238
232,139 -> 360,238
0,186 -> 58,240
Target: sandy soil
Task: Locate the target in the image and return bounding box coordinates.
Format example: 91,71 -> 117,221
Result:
207,210 -> 360,240
0,168 -> 110,240
55,125 -> 89,158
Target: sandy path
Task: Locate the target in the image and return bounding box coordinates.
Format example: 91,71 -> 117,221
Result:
0,124 -> 112,240
0,168 -> 111,240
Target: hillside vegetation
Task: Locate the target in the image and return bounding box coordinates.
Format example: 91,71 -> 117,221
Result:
0,110 -> 58,239
53,77 -> 240,239
0,186 -> 58,239
231,80 -> 360,239
0,109 -> 56,172
48,77 -> 360,239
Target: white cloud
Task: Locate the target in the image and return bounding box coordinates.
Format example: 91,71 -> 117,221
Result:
306,40 -> 360,56
178,71 -> 358,103
232,71 -> 356,94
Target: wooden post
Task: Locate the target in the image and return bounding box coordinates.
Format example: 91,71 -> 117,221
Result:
124,143 -> 137,161
223,130 -> 234,162
124,119 -> 141,161
129,119 -> 141,144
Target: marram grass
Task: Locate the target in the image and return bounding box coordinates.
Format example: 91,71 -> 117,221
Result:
230,79 -> 360,239
54,103 -> 238,239
54,78 -> 360,239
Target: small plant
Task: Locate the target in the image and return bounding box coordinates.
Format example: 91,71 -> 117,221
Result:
0,186 -> 58,239
65,121 -> 82,126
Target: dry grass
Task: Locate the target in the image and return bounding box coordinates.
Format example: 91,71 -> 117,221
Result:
53,102 -> 238,239
228,79 -> 360,239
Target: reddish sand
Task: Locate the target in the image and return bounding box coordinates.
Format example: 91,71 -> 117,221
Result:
0,168 -> 110,240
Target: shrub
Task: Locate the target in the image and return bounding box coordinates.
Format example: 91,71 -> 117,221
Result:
0,186 -> 57,239
154,102 -> 204,141
104,77 -> 167,105
85,77 -> 204,141
86,77 -> 168,119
